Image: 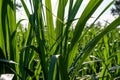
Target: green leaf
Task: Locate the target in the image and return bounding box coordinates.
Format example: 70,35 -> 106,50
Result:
20,0 -> 30,18
48,55 -> 60,80
0,59 -> 18,64
92,0 -> 114,24
70,0 -> 103,50
45,0 -> 55,48
72,17 -> 120,72
68,0 -> 103,69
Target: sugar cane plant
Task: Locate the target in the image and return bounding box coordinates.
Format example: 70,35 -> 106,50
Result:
0,0 -> 120,80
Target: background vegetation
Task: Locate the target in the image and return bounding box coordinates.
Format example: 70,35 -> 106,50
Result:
0,0 -> 120,80
111,0 -> 120,16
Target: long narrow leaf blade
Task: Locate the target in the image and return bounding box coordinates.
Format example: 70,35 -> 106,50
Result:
72,17 -> 120,71
48,55 -> 60,80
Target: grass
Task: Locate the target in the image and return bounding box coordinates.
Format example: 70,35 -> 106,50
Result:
0,0 -> 120,80
74,27 -> 120,79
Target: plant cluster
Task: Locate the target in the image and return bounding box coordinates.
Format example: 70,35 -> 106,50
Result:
0,0 -> 120,80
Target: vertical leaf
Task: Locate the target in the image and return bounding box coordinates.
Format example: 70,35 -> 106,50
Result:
0,0 -> 6,58
45,0 -> 55,49
68,0 -> 103,68
48,55 -> 60,80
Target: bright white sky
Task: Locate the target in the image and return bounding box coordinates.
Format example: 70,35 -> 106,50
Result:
16,0 -> 116,27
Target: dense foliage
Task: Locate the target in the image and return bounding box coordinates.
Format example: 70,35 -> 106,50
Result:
0,0 -> 120,80
111,0 -> 120,16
